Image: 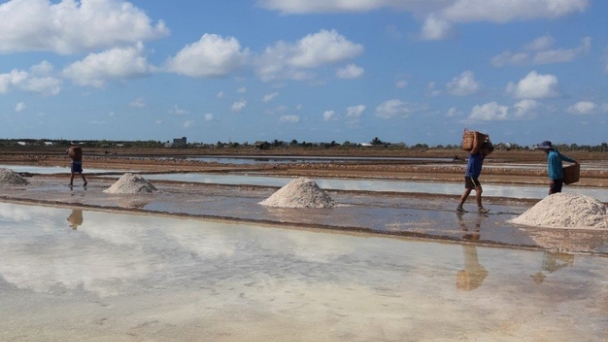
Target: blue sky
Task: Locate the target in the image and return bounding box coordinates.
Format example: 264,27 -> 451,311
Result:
0,0 -> 607,146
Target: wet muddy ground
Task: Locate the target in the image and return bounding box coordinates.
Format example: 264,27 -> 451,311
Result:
2,174 -> 608,254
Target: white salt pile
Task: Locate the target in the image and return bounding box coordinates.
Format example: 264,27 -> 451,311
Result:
510,193 -> 608,229
0,168 -> 29,186
103,173 -> 158,194
259,177 -> 335,208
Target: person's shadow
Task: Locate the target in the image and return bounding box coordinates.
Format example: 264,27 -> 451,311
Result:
67,209 -> 84,230
456,213 -> 489,291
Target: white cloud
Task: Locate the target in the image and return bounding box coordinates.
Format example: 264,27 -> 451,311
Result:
469,102 -> 509,121
524,35 -> 555,51
204,113 -> 214,121
216,91 -> 225,98
514,99 -> 540,119
533,37 -> 591,64
395,80 -> 408,88
279,115 -> 300,123
232,100 -> 247,112
255,29 -> 363,81
491,52 -> 529,67
336,64 -> 364,79
183,120 -> 195,128
375,100 -> 411,119
567,101 -> 596,115
346,105 -> 365,118
258,0 -> 589,42
492,37 -> 591,67
263,92 -> 279,102
420,15 -> 453,41
0,0 -> 168,54
0,64 -> 61,95
129,97 -> 146,108
237,87 -> 247,93
507,71 -> 559,99
108,111 -> 115,117
169,105 -> 189,115
446,70 -> 480,96
15,102 -> 25,112
165,34 -> 249,78
63,43 -> 152,87
323,110 -> 335,121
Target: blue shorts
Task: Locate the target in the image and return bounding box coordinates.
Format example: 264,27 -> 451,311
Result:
464,176 -> 480,189
71,162 -> 83,174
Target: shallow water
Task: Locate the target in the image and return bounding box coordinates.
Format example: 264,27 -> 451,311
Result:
0,202 -> 606,341
0,164 -> 135,174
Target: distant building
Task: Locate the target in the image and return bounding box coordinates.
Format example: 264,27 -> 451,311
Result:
360,143 -> 372,147
17,141 -> 27,146
44,141 -> 55,146
173,137 -> 187,148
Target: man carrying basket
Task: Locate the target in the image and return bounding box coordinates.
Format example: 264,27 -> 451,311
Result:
537,141 -> 578,195
67,141 -> 87,187
457,131 -> 493,213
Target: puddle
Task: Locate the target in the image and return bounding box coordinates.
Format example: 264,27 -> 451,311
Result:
0,202 -> 606,341
139,173 -> 608,201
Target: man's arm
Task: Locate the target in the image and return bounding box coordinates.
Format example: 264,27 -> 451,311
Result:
560,153 -> 578,164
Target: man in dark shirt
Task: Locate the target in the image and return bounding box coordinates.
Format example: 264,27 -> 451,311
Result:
67,141 -> 87,187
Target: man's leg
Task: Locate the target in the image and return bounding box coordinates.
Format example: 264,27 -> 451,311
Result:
457,188 -> 472,212
81,173 -> 87,186
69,172 -> 75,186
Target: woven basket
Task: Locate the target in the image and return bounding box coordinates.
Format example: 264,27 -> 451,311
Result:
461,129 -> 488,151
563,164 -> 580,185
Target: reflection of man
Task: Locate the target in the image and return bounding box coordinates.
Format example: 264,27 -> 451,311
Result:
531,251 -> 574,284
456,213 -> 488,291
67,209 -> 84,230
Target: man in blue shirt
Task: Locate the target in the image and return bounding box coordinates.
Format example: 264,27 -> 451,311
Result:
457,138 -> 494,213
537,141 -> 578,195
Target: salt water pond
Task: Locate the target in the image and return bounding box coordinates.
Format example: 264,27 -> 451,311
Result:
0,201 -> 606,341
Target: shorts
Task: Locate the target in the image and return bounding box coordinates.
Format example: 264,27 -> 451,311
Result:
464,176 -> 481,189
71,162 -> 83,174
549,179 -> 563,194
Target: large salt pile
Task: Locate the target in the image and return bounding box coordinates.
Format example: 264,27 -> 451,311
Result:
0,168 -> 29,186
103,173 -> 158,194
259,177 -> 335,208
510,193 -> 608,229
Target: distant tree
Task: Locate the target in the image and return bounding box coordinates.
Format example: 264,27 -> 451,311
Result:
290,139 -> 298,146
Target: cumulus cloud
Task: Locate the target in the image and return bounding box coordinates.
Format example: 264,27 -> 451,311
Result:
507,71 -> 559,99
0,0 -> 168,54
216,91 -> 225,98
183,120 -> 195,128
258,0 -> 589,41
323,110 -> 335,121
279,115 -> 300,123
232,100 -> 247,112
346,105 -> 365,118
420,15 -> 453,40
492,36 -> 591,67
336,64 -> 364,79
513,99 -> 540,119
469,102 -> 509,121
237,87 -> 247,93
375,100 -> 412,119
15,102 -> 25,112
204,113 -> 214,121
63,42 -> 153,87
263,92 -> 279,102
427,81 -> 441,97
567,101 -> 596,115
0,62 -> 62,95
446,70 -> 480,96
165,34 -> 249,78
255,29 -> 363,81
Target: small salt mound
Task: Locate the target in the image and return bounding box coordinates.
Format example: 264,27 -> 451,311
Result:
0,168 -> 29,186
259,177 -> 335,208
510,193 -> 608,229
103,173 -> 158,194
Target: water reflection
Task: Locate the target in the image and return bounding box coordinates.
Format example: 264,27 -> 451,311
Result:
0,202 -> 607,340
456,213 -> 488,291
67,209 -> 83,230
531,251 -> 575,285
